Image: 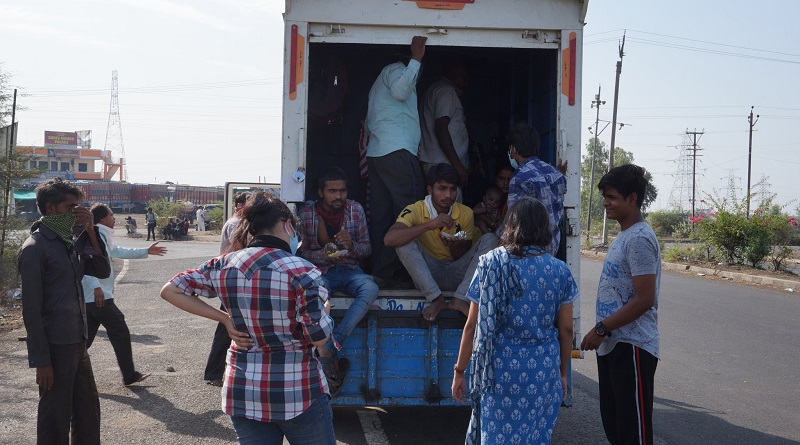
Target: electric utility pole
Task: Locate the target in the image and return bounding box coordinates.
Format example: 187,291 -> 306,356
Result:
686,129 -> 704,220
587,85 -> 605,232
602,31 -> 626,245
746,106 -> 759,218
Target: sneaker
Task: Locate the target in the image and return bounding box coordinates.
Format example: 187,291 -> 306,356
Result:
124,371 -> 151,386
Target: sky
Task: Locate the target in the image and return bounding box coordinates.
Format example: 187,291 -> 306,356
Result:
2,0 -> 799,212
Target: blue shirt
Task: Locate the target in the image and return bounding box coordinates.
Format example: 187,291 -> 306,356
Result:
507,157 -> 567,255
596,221 -> 661,358
365,59 -> 422,158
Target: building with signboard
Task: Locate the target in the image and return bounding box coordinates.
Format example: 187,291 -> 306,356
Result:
15,130 -> 125,183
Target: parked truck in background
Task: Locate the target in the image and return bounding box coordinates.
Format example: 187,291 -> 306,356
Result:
278,0 -> 587,406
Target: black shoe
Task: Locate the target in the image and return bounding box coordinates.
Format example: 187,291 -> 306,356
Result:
124,371 -> 151,386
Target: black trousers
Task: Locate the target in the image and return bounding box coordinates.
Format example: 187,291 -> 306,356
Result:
147,222 -> 156,240
597,342 -> 658,445
204,305 -> 231,381
38,342 -> 101,445
367,149 -> 424,279
86,300 -> 137,382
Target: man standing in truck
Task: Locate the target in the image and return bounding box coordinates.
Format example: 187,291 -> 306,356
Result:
384,163 -> 489,322
364,35 -> 428,286
297,167 -> 378,394
506,122 -> 567,255
419,63 -> 470,195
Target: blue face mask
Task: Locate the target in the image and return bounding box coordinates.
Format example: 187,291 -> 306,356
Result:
508,150 -> 520,169
285,222 -> 300,254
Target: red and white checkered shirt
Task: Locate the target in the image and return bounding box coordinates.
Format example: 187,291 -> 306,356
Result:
169,246 -> 333,421
297,199 -> 371,273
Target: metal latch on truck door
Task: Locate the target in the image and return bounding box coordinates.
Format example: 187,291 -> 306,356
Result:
327,25 -> 346,34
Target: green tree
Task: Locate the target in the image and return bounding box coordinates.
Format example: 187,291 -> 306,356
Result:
1,65 -> 38,290
581,137 -> 658,229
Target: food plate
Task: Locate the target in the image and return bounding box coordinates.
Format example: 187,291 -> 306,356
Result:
440,231 -> 468,241
327,249 -> 349,258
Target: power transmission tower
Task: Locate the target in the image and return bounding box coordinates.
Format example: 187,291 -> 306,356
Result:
103,70 -> 127,182
686,129 -> 704,219
724,169 -> 739,205
668,140 -> 692,212
756,174 -> 771,210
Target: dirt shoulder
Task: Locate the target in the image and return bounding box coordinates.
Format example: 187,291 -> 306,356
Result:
582,249 -> 800,292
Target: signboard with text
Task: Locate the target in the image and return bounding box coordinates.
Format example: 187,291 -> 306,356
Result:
44,131 -> 78,150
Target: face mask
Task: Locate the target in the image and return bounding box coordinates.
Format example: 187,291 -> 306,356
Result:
508,151 -> 519,170
285,221 -> 300,254
40,210 -> 77,246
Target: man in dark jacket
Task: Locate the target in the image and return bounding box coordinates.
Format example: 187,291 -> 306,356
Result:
18,178 -> 110,445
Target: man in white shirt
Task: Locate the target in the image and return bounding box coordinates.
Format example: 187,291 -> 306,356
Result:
196,206 -> 206,231
420,63 -> 470,193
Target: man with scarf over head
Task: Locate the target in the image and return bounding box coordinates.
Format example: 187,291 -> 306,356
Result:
297,167 -> 378,395
18,178 -> 111,445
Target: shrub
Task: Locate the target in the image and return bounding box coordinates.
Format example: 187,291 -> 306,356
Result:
648,210 -> 689,238
0,216 -> 31,292
663,245 -> 705,263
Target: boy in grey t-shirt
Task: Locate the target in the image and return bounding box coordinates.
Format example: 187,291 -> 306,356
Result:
581,164 -> 660,445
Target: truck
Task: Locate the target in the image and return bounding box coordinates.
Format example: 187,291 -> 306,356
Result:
278,0 -> 587,406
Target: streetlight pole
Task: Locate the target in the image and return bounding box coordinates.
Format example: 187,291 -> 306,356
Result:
587,85 -> 605,232
746,106 -> 758,218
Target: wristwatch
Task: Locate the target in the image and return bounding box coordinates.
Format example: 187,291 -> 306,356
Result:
594,321 -> 611,337
453,364 -> 466,375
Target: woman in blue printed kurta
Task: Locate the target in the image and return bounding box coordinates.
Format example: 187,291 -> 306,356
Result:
452,197 -> 578,445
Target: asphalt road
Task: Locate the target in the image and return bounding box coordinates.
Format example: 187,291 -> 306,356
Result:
1,235 -> 799,444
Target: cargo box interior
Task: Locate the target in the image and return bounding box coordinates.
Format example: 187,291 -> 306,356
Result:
304,42 -> 559,206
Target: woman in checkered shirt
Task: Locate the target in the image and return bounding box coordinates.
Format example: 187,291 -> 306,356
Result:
161,193 -> 336,444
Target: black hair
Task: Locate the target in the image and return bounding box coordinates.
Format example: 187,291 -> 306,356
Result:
90,203 -> 111,224
508,122 -> 541,158
597,164 -> 648,208
499,197 -> 552,256
495,163 -> 515,178
235,192 -> 250,205
426,163 -> 460,187
148,207 -> 153,212
231,192 -> 296,250
35,178 -> 84,214
317,166 -> 348,191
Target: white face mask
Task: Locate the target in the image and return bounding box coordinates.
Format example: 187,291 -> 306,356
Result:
508,149 -> 519,169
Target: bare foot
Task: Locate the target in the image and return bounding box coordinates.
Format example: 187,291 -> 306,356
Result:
448,298 -> 470,317
421,296 -> 447,322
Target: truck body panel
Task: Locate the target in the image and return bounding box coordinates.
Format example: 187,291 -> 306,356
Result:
279,0 -> 586,406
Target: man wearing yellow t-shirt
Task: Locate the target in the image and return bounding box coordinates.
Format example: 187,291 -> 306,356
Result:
385,163 -> 492,322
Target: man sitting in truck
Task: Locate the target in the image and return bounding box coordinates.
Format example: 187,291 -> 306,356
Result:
297,166 -> 378,395
384,163 -> 489,322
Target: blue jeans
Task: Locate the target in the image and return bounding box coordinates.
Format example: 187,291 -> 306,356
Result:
321,266 -> 379,355
230,393 -> 335,445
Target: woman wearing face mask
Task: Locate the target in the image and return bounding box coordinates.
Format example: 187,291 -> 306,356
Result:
160,192 -> 336,445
